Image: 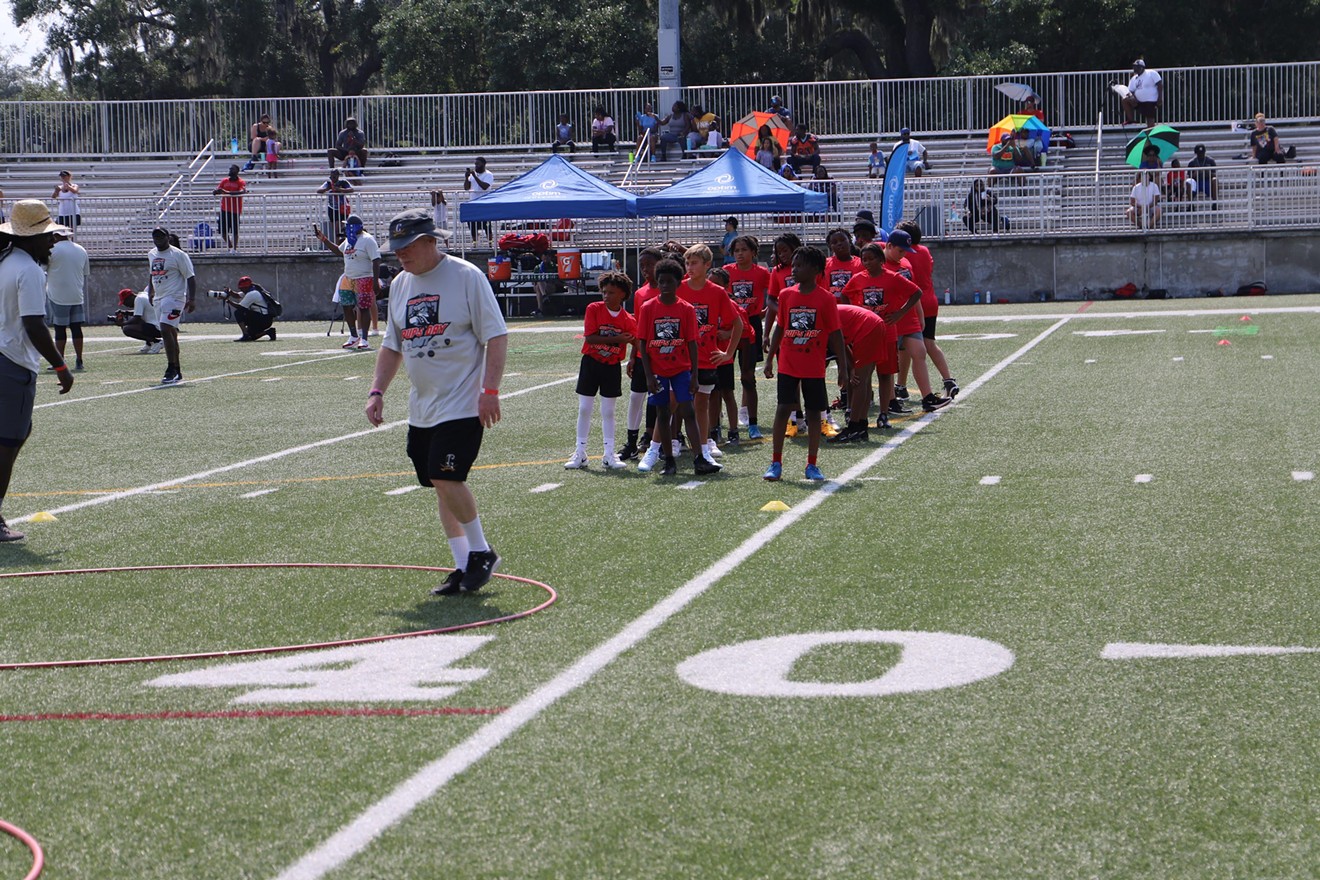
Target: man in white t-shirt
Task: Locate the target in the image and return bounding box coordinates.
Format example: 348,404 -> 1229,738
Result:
0,200 -> 75,542
110,288 -> 162,351
45,228 -> 91,371
366,207 -> 508,596
463,157 -> 495,244
892,128 -> 931,176
147,225 -> 196,385
1126,172 -> 1162,228
315,212 -> 380,351
1122,59 -> 1163,127
217,275 -> 278,342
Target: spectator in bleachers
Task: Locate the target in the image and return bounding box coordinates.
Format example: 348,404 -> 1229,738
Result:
246,114 -> 274,171
552,114 -> 576,154
809,165 -> 839,215
430,189 -> 450,236
766,95 -> 792,122
52,171 -> 80,231
212,164 -> 248,254
867,141 -> 885,178
1139,144 -> 1163,171
1164,158 -> 1189,201
787,124 -> 821,174
1013,131 -> 1039,170
963,178 -> 1008,233
690,106 -> 720,151
464,158 -> 495,244
1121,59 -> 1162,127
756,125 -> 783,171
892,129 -> 930,177
636,102 -> 661,154
1248,113 -> 1296,164
591,108 -> 617,153
1126,171 -> 1162,229
656,101 -> 694,161
328,117 -> 369,170
1188,144 -> 1219,207
263,130 -> 281,175
1022,94 -> 1045,124
991,133 -> 1016,174
779,163 -> 799,180
317,168 -> 354,243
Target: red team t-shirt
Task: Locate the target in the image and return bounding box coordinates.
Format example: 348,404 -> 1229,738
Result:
581,301 -> 636,366
217,176 -> 245,214
774,283 -> 841,379
904,244 -> 938,319
678,280 -> 739,369
725,264 -> 770,342
824,254 -> 865,299
638,297 -> 699,377
841,270 -> 923,337
836,304 -> 891,371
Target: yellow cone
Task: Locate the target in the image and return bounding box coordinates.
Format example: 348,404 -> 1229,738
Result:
30,511 -> 58,522
760,500 -> 790,512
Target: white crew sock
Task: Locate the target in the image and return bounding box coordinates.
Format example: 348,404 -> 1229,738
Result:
600,396 -> 617,454
447,536 -> 470,569
627,390 -> 647,431
576,394 -> 594,450
460,517 -> 489,554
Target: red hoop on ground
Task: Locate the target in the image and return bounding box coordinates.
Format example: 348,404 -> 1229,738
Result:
0,818 -> 43,880
0,563 -> 556,670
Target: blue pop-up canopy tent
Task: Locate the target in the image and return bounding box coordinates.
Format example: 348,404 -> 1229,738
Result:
636,148 -> 828,216
459,154 -> 638,221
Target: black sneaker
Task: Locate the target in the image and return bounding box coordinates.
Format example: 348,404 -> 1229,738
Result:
694,455 -> 720,475
0,517 -> 25,542
726,430 -> 740,446
267,327 -> 277,341
617,442 -> 639,461
161,368 -> 182,386
660,457 -> 678,476
430,569 -> 465,596
848,426 -> 869,442
943,378 -> 960,399
876,412 -> 890,430
889,400 -> 911,415
459,549 -> 500,593
894,384 -> 910,400
826,425 -> 855,444
922,393 -> 951,412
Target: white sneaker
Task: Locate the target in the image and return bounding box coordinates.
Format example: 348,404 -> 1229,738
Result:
356,339 -> 371,351
138,344 -> 152,353
738,406 -> 749,428
701,453 -> 724,470
671,440 -> 681,457
342,337 -> 359,349
147,341 -> 164,354
564,449 -> 589,469
602,452 -> 627,470
637,447 -> 661,473
705,440 -> 723,459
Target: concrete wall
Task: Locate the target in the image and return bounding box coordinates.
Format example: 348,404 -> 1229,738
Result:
82,229 -> 1320,319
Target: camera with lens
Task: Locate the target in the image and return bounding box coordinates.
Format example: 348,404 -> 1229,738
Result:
207,289 -> 230,299
106,312 -> 125,325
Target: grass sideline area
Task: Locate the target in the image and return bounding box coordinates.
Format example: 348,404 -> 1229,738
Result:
1,299 -> 1317,879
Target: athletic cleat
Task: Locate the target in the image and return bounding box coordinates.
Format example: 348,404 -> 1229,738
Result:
0,517 -> 25,542
827,425 -> 855,444
784,421 -> 798,439
876,412 -> 891,430
616,442 -> 639,461
848,426 -> 869,442
75,359 -> 85,371
889,400 -> 912,415
763,461 -> 783,481
694,455 -> 721,475
737,406 -> 749,428
267,327 -> 277,341
356,339 -> 371,351
138,344 -> 152,353
943,377 -> 960,399
894,384 -> 910,400
804,464 -> 825,482
922,393 -> 951,412
660,457 -> 678,476
459,549 -> 500,592
602,452 -> 627,470
147,341 -> 164,354
430,569 -> 465,596
705,441 -> 723,459
637,447 -> 661,473
342,337 -> 359,349
821,419 -> 840,439
747,424 -> 763,440
726,430 -> 740,446
160,369 -> 181,386
564,449 -> 589,469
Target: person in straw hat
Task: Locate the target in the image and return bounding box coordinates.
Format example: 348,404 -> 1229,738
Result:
0,200 -> 75,541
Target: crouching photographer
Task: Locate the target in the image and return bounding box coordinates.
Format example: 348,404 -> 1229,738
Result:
107,287 -> 163,353
210,275 -> 281,341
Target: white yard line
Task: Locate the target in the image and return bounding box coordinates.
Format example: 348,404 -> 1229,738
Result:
529,483 -> 561,494
271,315 -> 1075,880
384,486 -> 422,496
240,488 -> 280,499
1292,471 -> 1314,482
1134,474 -> 1154,484
11,377 -> 574,526
980,476 -> 1002,485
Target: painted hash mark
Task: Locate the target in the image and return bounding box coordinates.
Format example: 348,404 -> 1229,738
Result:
980,476 -> 1001,485
530,483 -> 560,494
240,488 -> 280,499
678,481 -> 703,490
1134,474 -> 1153,484
1292,471 -> 1314,482
385,486 -> 422,496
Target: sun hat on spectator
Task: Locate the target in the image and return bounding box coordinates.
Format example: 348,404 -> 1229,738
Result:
0,200 -> 69,237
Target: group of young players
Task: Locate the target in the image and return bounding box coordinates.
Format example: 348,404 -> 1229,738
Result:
565,218 -> 959,481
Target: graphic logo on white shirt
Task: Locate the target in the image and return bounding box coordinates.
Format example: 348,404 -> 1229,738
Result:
402,294 -> 451,347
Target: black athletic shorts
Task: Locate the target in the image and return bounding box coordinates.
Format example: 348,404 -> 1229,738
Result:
923,315 -> 938,340
696,368 -> 719,391
407,417 -> 484,484
575,354 -> 623,398
218,210 -> 240,237
0,354 -> 37,447
738,314 -> 764,366
715,362 -> 736,391
629,355 -> 649,393
777,373 -> 828,412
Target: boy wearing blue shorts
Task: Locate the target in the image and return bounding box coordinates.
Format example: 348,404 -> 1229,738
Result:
636,259 -> 708,476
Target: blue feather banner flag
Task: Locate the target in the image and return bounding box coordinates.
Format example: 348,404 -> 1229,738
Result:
881,143 -> 909,234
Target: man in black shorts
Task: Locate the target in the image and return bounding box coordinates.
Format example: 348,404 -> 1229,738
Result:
365,208 -> 508,595
0,200 -> 76,541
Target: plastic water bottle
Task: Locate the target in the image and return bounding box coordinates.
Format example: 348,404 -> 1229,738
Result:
985,288 -> 992,304
973,289 -> 981,304
231,137 -> 239,154
944,288 -> 951,306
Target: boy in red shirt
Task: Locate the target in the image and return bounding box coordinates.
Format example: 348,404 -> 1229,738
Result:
893,220 -> 958,402
724,235 -> 771,440
824,227 -> 864,300
829,304 -> 888,442
840,244 -> 910,428
679,245 -> 741,470
762,246 -> 851,482
566,271 -> 636,470
881,231 -> 950,413
619,246 -> 663,461
638,259 -> 711,476
707,266 -> 743,453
